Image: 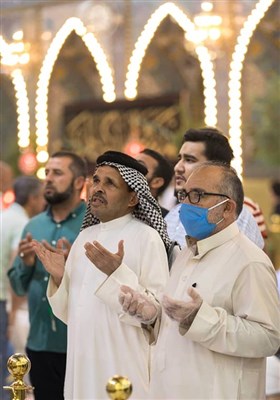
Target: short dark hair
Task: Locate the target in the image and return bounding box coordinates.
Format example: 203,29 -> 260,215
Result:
140,148 -> 173,196
183,127 -> 234,164
50,151 -> 87,178
13,176 -> 43,206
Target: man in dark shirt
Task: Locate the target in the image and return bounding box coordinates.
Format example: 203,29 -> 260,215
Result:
136,148 -> 173,217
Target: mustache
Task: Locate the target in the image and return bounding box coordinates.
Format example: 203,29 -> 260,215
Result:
175,174 -> 186,179
90,192 -> 107,204
45,183 -> 55,190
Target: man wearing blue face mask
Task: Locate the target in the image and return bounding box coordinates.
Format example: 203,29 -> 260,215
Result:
165,127 -> 266,249
119,161 -> 280,400
178,190 -> 230,240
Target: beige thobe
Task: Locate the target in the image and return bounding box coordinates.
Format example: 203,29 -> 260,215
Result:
150,223 -> 280,399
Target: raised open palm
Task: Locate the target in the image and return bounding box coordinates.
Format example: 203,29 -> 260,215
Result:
32,239 -> 66,286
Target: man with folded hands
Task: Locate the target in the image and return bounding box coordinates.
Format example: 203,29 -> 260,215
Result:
119,161 -> 280,400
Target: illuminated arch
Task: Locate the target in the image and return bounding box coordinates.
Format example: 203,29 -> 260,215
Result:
228,0 -> 275,177
124,2 -> 217,126
0,35 -> 30,150
0,35 -> 11,57
35,17 -> 116,164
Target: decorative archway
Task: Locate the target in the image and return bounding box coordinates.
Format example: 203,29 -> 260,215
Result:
124,2 -> 217,127
228,0 -> 276,177
0,35 -> 30,151
35,17 -> 116,168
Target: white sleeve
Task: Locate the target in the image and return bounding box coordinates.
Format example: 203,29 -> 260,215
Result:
165,204 -> 186,248
185,262 -> 280,358
47,272 -> 69,324
95,230 -> 169,326
237,206 -> 264,249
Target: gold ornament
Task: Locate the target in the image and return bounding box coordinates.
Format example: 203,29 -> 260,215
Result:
3,353 -> 33,400
106,375 -> 132,400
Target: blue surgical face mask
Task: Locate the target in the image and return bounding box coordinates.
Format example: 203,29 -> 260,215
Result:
179,199 -> 229,240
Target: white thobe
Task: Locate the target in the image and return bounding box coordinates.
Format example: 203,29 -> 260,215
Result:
47,214 -> 169,400
149,222 -> 280,399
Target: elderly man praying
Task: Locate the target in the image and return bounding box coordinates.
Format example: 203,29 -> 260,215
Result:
33,151 -> 170,400
120,161 -> 280,400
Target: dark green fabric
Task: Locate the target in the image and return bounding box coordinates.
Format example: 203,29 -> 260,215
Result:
8,201 -> 86,353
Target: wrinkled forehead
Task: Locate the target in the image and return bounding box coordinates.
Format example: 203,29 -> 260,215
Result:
185,165 -> 222,191
94,165 -> 132,191
94,164 -> 122,179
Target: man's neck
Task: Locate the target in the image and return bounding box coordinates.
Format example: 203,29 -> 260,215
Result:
51,197 -> 82,223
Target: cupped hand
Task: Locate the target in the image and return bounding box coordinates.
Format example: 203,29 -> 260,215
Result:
162,287 -> 203,330
119,285 -> 159,324
84,240 -> 124,276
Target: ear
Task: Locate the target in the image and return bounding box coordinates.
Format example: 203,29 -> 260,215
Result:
223,199 -> 236,217
149,176 -> 164,190
128,192 -> 139,208
74,176 -> 86,191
